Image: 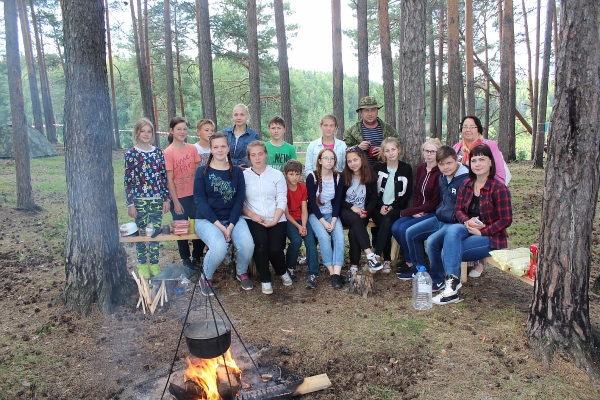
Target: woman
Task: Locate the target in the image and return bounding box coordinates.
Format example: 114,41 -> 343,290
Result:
391,138 -> 442,278
242,141 -> 292,295
428,144 -> 512,305
222,104 -> 260,169
340,147 -> 380,274
193,133 -> 255,296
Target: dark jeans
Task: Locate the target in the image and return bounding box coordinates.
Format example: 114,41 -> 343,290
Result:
372,208 -> 402,260
339,208 -> 371,265
286,219 -> 319,276
247,219 -> 287,283
170,195 -> 205,261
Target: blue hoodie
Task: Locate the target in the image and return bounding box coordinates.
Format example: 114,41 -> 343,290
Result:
436,163 -> 469,223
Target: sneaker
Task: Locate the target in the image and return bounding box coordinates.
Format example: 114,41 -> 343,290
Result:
236,273 -> 253,290
432,292 -> 461,305
339,274 -> 350,285
397,266 -> 417,280
281,272 -> 293,286
381,261 -> 392,274
261,282 -> 273,295
441,274 -> 462,297
331,274 -> 342,289
199,278 -> 215,296
306,274 -> 317,289
288,269 -> 299,282
395,261 -> 411,274
432,281 -> 446,292
468,260 -> 484,278
368,254 -> 383,273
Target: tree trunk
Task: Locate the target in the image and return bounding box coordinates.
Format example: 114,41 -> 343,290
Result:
533,0 -> 553,169
446,0 -> 460,145
105,0 -> 121,150
332,0 -> 345,138
163,0 -> 176,122
526,0 -> 600,383
5,0 -> 36,210
61,0 -> 132,316
498,0 -> 515,160
436,4 -> 444,139
246,0 -> 261,134
274,0 -> 293,143
173,8 -> 185,118
464,0 -> 475,115
378,0 -> 395,130
398,0 -> 426,172
427,5 -> 436,138
521,0 -> 534,135
357,0 -> 369,99
29,0 -> 57,143
483,6 -> 490,137
196,0 -> 217,124
17,0 -> 44,137
531,0 -> 542,159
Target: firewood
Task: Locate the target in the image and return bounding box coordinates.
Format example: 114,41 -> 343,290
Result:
292,373 -> 332,396
347,272 -> 375,298
131,271 -> 147,314
217,364 -> 241,400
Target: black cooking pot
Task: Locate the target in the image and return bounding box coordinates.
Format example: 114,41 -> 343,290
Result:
184,319 -> 232,359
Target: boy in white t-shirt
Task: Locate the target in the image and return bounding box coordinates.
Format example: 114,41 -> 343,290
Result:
194,119 -> 215,166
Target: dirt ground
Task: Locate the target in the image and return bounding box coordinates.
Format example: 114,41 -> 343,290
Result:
1,155 -> 600,399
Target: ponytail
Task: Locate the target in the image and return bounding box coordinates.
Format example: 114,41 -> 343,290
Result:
316,168 -> 324,206
204,153 -> 214,176
228,153 -> 234,179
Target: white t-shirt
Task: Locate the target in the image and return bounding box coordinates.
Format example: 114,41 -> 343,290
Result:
194,143 -> 211,166
317,178 -> 335,215
345,177 -> 366,210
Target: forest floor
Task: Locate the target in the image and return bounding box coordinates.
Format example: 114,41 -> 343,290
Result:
1,151 -> 600,399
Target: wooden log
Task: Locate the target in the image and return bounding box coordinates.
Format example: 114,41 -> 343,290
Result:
131,271 -> 147,314
347,272 -> 374,298
292,373 -> 332,397
216,364 -> 241,400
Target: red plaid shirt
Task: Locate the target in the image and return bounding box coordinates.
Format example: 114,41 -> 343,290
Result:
455,178 -> 512,249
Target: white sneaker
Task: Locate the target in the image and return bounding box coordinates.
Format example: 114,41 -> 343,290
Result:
261,282 -> 273,295
368,254 -> 383,273
281,272 -> 293,286
381,261 -> 392,273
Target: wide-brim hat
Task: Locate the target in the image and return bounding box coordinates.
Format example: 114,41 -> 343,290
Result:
356,96 -> 384,112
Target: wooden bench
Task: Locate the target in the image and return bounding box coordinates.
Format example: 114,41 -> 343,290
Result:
460,256 -> 533,286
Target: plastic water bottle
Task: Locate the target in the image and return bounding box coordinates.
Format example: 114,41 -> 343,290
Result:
412,265 -> 432,310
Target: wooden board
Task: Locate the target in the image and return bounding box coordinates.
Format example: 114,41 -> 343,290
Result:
462,256 -> 534,287
292,373 -> 331,397
119,233 -> 199,243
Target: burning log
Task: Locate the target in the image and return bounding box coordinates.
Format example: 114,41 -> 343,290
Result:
347,271 -> 374,297
216,364 -> 241,400
169,381 -> 205,400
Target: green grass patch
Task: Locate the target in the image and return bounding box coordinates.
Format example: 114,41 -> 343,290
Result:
366,384 -> 397,399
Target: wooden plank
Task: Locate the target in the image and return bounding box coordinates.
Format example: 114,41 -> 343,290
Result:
292,373 -> 331,397
483,256 -> 534,287
119,233 -> 199,243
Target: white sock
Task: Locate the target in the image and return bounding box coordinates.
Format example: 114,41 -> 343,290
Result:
366,253 -> 376,260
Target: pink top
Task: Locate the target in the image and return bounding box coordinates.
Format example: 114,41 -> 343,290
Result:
453,138 -> 507,184
164,143 -> 200,198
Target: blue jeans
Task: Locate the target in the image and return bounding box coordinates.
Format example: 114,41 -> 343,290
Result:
309,213 -> 345,267
426,223 -> 492,280
406,217 -> 453,284
391,214 -> 435,264
286,220 -> 319,276
194,217 -> 254,280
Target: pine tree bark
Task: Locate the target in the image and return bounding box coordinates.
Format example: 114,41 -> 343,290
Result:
17,0 -> 44,137
357,0 -> 369,99
61,0 -> 132,316
398,0 -> 426,171
526,0 -> 600,382
332,0 -> 345,138
427,5 -> 436,138
483,6 -> 490,137
446,0 -> 460,145
246,0 -> 261,134
436,4 -> 444,139
174,9 -> 186,118
464,0 -> 475,115
498,0 -> 515,160
378,0 -> 395,131
105,0 -> 121,150
163,0 -> 176,122
274,0 -> 293,143
29,0 -> 57,143
196,0 -> 216,124
521,0 -> 534,136
533,0 -> 553,169
5,0 -> 36,210
531,0 -> 542,159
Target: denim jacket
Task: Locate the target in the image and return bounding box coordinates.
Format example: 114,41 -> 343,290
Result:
222,125 -> 260,167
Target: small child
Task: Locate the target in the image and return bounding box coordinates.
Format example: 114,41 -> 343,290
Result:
265,116 -> 297,172
194,118 -> 215,166
124,118 -> 171,279
283,160 -> 319,287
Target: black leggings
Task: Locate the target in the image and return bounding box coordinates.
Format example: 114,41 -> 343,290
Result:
340,208 -> 371,265
246,220 -> 287,283
372,208 -> 401,260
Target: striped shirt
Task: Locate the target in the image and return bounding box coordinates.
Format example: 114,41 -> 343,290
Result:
361,123 -> 383,165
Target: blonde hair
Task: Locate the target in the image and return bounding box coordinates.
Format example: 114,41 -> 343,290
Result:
133,117 -> 154,145
379,137 -> 402,162
421,137 -> 442,151
196,118 -> 215,130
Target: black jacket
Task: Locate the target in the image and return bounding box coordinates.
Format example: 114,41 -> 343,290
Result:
373,161 -> 413,211
436,163 -> 469,223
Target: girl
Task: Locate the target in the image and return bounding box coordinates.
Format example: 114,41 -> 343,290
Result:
307,148 -> 346,288
392,138 -> 442,278
429,144 -> 512,305
164,116 -> 204,269
242,141 -> 291,295
372,137 -> 413,271
194,132 -> 255,295
222,104 -> 260,168
194,118 -> 215,166
305,114 -> 347,175
124,118 -> 171,279
340,147 -> 381,274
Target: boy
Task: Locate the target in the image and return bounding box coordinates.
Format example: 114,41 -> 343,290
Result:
283,160 -> 319,289
194,119 -> 215,166
266,116 -> 297,172
401,146 -> 469,294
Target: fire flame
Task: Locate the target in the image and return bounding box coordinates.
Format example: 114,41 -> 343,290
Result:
184,350 -> 241,400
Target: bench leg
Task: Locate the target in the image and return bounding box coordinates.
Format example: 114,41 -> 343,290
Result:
461,262 -> 468,283
390,237 -> 400,262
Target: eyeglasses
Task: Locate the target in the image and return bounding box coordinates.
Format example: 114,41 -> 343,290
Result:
462,125 -> 478,130
320,157 -> 335,162
423,149 -> 437,154
346,145 -> 360,153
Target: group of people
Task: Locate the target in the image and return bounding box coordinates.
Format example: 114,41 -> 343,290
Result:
124,96 -> 512,304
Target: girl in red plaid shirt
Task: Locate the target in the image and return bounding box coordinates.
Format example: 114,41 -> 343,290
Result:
429,144 -> 512,305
